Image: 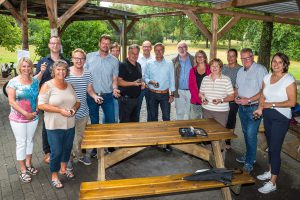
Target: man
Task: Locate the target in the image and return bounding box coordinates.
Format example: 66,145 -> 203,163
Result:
172,41 -> 194,120
85,34 -> 120,156
35,36 -> 69,164
65,48 -> 102,168
144,42 -> 175,122
118,44 -> 145,122
110,42 -> 121,123
110,42 -> 121,60
235,48 -> 268,173
136,40 -> 153,121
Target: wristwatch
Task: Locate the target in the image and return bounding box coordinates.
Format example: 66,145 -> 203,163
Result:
272,103 -> 276,109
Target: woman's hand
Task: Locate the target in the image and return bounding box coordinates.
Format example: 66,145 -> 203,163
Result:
253,109 -> 262,119
24,112 -> 37,120
60,108 -> 72,117
212,99 -> 222,105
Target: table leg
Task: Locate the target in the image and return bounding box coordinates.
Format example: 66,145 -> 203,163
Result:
211,141 -> 232,200
97,148 -> 105,181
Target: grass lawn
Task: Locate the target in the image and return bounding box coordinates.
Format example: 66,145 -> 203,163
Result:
1,43 -> 299,79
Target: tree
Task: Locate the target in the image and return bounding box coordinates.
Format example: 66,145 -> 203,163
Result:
32,20 -> 111,59
258,21 -> 273,70
0,15 -> 21,51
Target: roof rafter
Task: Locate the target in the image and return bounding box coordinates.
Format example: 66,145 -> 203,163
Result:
215,0 -> 287,9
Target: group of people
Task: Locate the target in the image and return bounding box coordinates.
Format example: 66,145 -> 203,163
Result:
6,34 -> 296,194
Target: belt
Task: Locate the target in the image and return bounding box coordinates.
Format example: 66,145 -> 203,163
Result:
149,88 -> 169,94
241,103 -> 259,107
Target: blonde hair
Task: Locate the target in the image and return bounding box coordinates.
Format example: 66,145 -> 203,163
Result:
17,57 -> 34,76
51,59 -> 69,78
72,48 -> 86,58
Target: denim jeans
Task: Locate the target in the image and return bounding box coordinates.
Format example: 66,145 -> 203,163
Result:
147,91 -> 170,121
47,127 -> 75,173
87,93 -> 115,124
263,109 -> 290,175
42,119 -> 51,154
136,88 -> 150,121
238,105 -> 262,166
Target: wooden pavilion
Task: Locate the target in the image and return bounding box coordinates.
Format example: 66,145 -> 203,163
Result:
0,0 -> 300,60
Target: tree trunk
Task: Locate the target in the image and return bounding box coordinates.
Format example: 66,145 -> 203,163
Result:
206,38 -> 209,48
257,21 -> 273,71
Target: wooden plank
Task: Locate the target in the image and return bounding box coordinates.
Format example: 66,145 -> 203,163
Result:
20,0 -> 29,50
102,0 -> 300,26
79,173 -> 254,199
104,147 -> 146,168
2,0 -> 25,25
184,10 -> 212,41
57,0 -> 88,28
215,0 -> 284,9
171,144 -> 214,165
108,19 -> 120,33
121,18 -> 127,61
211,141 -> 232,200
97,148 -> 105,181
210,13 -> 218,59
217,16 -> 241,39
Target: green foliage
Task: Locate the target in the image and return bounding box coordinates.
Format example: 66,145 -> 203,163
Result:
31,20 -> 111,59
0,15 -> 21,51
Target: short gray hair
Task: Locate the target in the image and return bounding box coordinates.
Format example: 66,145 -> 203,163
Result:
128,44 -> 140,52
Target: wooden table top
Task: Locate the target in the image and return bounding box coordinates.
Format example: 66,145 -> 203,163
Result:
81,118 -> 236,149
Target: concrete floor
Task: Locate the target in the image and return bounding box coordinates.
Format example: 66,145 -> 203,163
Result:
1,89 -> 300,200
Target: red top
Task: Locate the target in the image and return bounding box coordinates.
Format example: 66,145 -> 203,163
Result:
188,64 -> 211,105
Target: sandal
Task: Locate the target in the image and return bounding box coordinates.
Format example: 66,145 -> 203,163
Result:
51,179 -> 64,189
20,172 -> 31,183
26,166 -> 38,175
60,170 -> 75,179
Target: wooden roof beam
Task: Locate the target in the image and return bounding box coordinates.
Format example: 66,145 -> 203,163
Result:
1,0 -> 25,25
217,16 -> 240,39
215,0 -> 285,9
57,0 -> 88,28
183,10 -> 212,41
125,19 -> 139,34
108,19 -> 120,33
45,0 -> 57,29
103,0 -> 300,25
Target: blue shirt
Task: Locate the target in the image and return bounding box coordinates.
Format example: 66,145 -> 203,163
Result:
144,58 -> 175,92
35,54 -> 69,87
178,56 -> 192,90
85,52 -> 119,93
236,62 -> 268,102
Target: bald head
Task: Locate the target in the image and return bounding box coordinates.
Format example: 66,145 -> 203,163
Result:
177,41 -> 188,57
142,40 -> 152,58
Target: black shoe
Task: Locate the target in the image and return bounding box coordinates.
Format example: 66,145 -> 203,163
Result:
90,148 -> 97,158
163,145 -> 172,152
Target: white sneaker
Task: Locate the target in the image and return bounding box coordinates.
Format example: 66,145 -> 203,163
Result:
258,181 -> 276,194
257,171 -> 271,181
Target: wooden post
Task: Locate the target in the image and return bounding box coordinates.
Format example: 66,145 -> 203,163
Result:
20,0 -> 28,50
45,0 -> 58,36
210,13 -> 218,60
121,18 -> 127,62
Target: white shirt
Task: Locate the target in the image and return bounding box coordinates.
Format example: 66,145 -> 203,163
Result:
263,73 -> 295,118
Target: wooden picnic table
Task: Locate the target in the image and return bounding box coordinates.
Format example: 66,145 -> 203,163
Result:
81,118 -> 240,200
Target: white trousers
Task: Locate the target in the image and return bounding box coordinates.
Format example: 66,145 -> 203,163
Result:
175,89 -> 191,120
10,120 -> 38,160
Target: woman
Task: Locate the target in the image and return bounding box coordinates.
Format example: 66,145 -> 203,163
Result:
222,49 -> 242,149
188,50 -> 211,119
199,58 -> 234,127
7,57 -> 39,183
253,53 -> 296,194
38,60 -> 80,189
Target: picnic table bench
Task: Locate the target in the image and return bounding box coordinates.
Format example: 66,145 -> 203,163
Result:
80,119 -> 255,200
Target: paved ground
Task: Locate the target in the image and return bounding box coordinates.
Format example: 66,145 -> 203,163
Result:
1,89 -> 300,200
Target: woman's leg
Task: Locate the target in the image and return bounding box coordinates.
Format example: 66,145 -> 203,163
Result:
60,127 -> 75,173
24,120 -> 38,167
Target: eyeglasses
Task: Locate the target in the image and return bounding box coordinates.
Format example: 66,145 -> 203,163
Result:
178,46 -> 187,49
49,42 -> 61,46
72,57 -> 86,61
241,56 -> 253,61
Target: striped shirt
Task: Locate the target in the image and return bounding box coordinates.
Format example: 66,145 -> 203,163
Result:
200,74 -> 234,112
66,70 -> 93,119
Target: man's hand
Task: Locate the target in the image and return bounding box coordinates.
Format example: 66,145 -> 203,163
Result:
235,97 -> 249,105
40,62 -> 47,73
169,95 -> 174,103
113,88 -> 121,98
